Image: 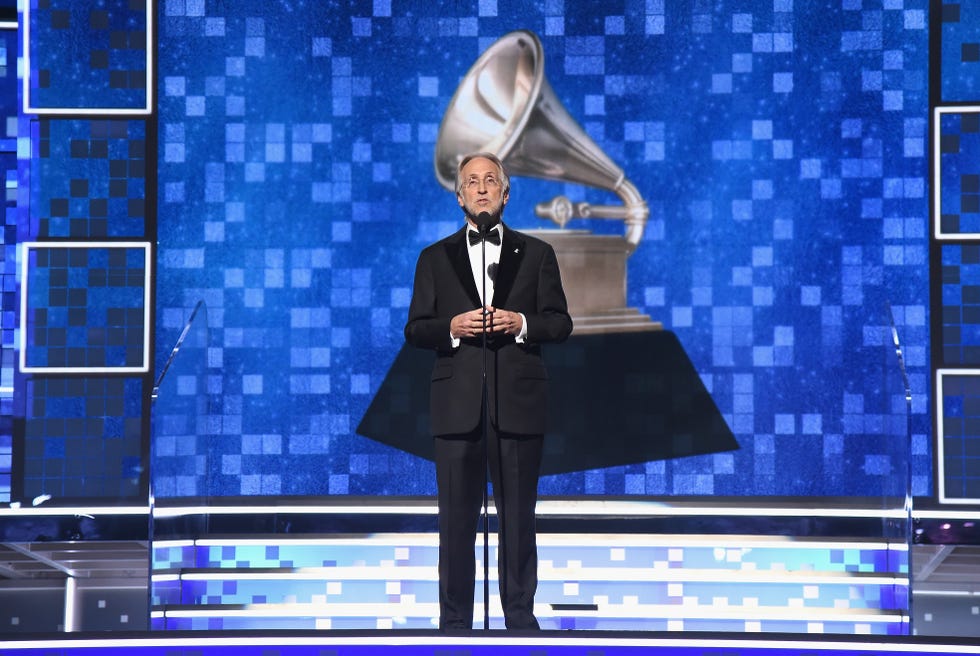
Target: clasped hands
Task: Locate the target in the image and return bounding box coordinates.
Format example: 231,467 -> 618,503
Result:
450,306 -> 522,339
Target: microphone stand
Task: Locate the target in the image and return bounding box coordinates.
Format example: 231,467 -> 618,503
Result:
477,219 -> 491,631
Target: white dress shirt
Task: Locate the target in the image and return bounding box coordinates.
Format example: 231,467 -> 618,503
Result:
450,224 -> 527,345
467,224 -> 502,306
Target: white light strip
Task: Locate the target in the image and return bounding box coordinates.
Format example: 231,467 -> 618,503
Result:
21,3 -> 30,114
0,506 -> 148,517
535,568 -> 908,586
150,503 -> 439,517
149,501 -> 910,519
154,565 -> 905,587
19,107 -> 154,117
913,589 -> 980,597
63,576 -> 76,632
193,534 -> 439,547
0,21 -> 16,29
914,508 -> 980,520
0,501 -> 937,521
540,533 -> 909,550
151,539 -> 196,548
160,566 -> 435,582
933,105 -> 942,240
155,601 -> 907,624
535,500 -> 911,519
186,532 -> 906,551
11,635 -> 977,652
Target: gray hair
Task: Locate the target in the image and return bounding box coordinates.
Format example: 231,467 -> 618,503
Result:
454,152 -> 511,196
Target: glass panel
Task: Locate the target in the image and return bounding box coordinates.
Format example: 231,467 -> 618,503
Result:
881,299 -> 914,633
149,300 -> 210,625
150,300 -> 210,502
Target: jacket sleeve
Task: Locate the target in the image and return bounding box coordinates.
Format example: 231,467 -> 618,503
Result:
404,248 -> 455,351
525,242 -> 573,344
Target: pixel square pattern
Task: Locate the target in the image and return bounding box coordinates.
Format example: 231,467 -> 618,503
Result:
154,1 -> 929,499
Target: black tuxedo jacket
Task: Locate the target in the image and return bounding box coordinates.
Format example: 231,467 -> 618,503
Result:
404,223 -> 573,436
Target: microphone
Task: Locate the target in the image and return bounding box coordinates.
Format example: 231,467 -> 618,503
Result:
475,211 -> 494,235
472,213 -> 493,632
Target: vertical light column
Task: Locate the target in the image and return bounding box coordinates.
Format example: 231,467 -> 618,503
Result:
15,1 -> 155,505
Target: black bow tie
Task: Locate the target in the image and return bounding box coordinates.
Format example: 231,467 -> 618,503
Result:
468,228 -> 501,246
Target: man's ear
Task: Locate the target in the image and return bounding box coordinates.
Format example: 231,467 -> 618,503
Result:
502,189 -> 509,206
457,193 -> 464,208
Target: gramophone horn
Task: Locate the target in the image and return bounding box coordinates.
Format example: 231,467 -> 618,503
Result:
434,29 -> 649,253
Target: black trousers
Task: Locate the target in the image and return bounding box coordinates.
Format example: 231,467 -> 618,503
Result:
433,424 -> 543,630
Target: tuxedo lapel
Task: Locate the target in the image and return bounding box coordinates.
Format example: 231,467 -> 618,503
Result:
491,226 -> 525,309
445,227 -> 483,309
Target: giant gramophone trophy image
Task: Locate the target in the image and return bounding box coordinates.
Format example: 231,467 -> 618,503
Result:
433,30 -> 658,335
358,31 -> 737,476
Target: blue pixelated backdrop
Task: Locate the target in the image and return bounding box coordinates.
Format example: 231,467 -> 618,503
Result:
1,23 -> 15,501
153,1 -> 930,499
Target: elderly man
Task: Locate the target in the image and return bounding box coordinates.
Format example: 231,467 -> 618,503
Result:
404,152 -> 572,630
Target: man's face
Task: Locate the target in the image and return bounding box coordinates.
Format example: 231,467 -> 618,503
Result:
457,157 -> 509,225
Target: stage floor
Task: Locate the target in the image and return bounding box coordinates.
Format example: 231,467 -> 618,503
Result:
1,631 -> 980,656
3,499 -> 978,638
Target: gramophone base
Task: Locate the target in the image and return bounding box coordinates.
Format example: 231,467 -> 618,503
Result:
525,230 -> 660,335
571,308 -> 662,335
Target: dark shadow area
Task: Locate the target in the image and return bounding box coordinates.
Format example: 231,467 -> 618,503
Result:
358,330 -> 738,476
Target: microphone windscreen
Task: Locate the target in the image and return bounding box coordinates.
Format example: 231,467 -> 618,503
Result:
476,212 -> 493,233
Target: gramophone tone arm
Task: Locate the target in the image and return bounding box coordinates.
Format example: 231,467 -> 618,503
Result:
535,196 -> 629,226
534,180 -> 648,254
535,196 -> 647,255
534,196 -> 576,228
